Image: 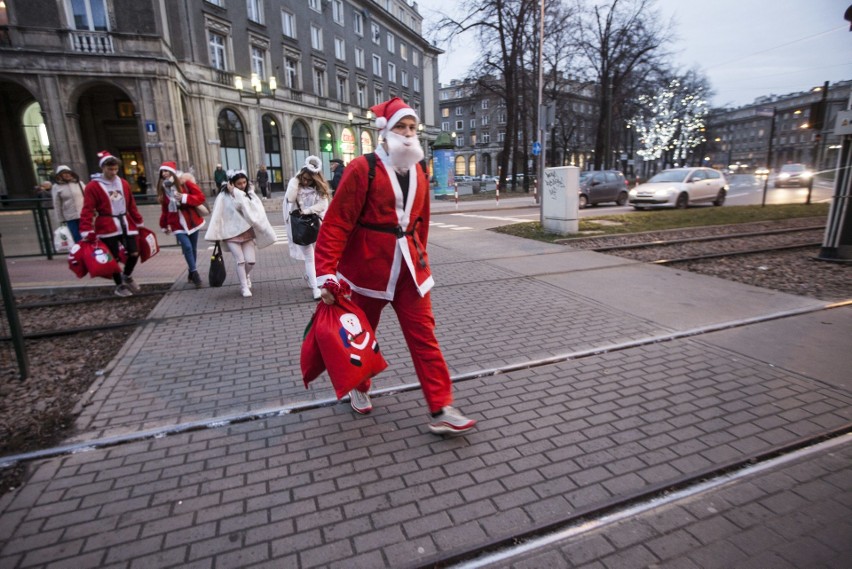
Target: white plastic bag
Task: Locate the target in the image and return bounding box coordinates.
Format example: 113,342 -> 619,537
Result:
53,224 -> 73,253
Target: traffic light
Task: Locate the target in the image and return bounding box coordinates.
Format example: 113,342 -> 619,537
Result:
808,101 -> 825,131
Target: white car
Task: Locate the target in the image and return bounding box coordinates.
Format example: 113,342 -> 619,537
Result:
628,167 -> 728,209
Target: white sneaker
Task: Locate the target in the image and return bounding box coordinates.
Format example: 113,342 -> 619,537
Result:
349,389 -> 372,414
428,406 -> 476,435
241,287 -> 252,297
114,284 -> 133,297
246,275 -> 252,289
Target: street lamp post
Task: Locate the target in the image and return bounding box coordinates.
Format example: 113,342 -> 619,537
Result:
234,72 -> 277,104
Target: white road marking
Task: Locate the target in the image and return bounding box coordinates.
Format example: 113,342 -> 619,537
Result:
450,213 -> 532,222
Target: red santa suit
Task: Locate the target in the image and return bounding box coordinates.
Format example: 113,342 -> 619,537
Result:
79,177 -> 144,239
159,179 -> 206,234
315,146 -> 452,413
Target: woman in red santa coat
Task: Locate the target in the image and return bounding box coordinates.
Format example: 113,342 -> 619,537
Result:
79,151 -> 145,297
157,161 -> 206,288
315,97 -> 476,436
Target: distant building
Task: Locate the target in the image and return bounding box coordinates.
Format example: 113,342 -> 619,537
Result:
0,0 -> 441,198
705,80 -> 851,173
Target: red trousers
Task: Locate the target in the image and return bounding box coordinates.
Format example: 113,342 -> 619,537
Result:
351,268 -> 452,413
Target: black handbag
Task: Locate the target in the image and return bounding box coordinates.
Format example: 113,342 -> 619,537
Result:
208,241 -> 226,287
290,199 -> 321,246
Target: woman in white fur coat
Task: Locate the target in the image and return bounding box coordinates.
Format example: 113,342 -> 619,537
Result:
204,170 -> 276,297
285,155 -> 331,300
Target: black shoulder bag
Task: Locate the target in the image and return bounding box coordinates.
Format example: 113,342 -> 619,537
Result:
208,241 -> 227,287
290,197 -> 321,246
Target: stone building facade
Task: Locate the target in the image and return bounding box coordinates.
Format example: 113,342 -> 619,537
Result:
705,80 -> 851,174
0,0 -> 440,198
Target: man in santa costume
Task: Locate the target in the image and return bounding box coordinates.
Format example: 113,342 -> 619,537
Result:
80,151 -> 145,297
315,97 -> 476,435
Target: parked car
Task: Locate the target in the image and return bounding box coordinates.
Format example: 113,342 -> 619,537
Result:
578,170 -> 629,208
628,167 -> 728,209
774,163 -> 812,188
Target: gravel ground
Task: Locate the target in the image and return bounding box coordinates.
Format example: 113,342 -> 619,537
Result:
1,218 -> 850,494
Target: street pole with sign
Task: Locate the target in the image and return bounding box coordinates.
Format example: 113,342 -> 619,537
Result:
759,107 -> 776,207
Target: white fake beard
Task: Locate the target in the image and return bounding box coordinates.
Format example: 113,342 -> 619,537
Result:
384,131 -> 424,172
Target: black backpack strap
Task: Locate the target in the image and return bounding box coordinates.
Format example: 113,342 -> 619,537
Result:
365,152 -> 377,191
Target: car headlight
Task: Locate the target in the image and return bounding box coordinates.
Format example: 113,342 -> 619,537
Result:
779,173 -> 790,180
801,172 -> 812,179
628,189 -> 637,197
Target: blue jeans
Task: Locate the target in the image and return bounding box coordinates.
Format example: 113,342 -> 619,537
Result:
175,231 -> 199,273
65,219 -> 82,242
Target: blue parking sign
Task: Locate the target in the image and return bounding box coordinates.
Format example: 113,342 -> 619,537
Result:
145,121 -> 157,133
532,141 -> 541,156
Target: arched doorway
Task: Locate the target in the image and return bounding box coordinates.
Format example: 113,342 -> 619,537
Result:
23,102 -> 52,185
360,131 -> 374,155
291,120 -> 310,173
468,155 -> 476,177
454,155 -> 465,176
0,80 -> 43,198
319,124 -> 334,179
481,153 -> 492,176
262,114 -> 283,190
341,127 -> 356,164
77,83 -> 145,192
218,108 -> 247,173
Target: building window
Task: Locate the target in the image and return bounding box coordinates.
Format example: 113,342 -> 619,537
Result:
455,107 -> 463,116
386,32 -> 395,53
481,115 -> 489,126
481,99 -> 489,109
70,0 -> 108,31
355,47 -> 365,69
205,0 -> 223,6
498,112 -> 506,124
387,62 -> 396,83
251,47 -> 266,79
374,86 -> 384,104
284,56 -> 300,89
281,10 -> 295,38
310,25 -> 323,50
371,23 -> 381,44
332,0 -> 344,24
456,135 -> 464,147
208,32 -> 227,70
246,0 -> 263,24
470,119 -> 476,129
497,131 -> 505,142
354,12 -> 364,36
372,54 -> 382,76
412,51 -> 419,67
441,108 -> 449,118
482,132 -> 490,144
218,109 -> 247,172
334,37 -> 346,60
314,67 -> 327,97
400,43 -> 408,61
455,120 -> 463,130
401,71 -> 408,88
414,76 -> 420,93
308,0 -> 320,12
357,83 -> 367,107
337,75 -> 349,103
441,122 -> 450,131
455,89 -> 462,97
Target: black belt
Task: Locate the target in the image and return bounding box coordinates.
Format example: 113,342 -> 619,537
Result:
359,218 -> 426,268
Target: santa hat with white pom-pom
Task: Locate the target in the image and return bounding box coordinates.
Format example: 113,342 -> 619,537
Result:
370,97 -> 418,136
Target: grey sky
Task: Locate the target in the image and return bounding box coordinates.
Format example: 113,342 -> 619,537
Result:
421,0 -> 852,108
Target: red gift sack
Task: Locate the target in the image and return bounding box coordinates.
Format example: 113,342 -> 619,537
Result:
67,243 -> 88,278
301,282 -> 388,399
137,226 -> 159,263
82,239 -> 121,279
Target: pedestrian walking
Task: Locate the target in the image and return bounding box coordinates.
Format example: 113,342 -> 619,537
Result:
256,164 -> 270,199
213,163 -> 228,195
315,97 -> 476,435
329,158 -> 345,196
79,151 -> 145,297
157,161 -> 206,288
204,170 -> 276,298
51,165 -> 85,242
285,156 -> 331,300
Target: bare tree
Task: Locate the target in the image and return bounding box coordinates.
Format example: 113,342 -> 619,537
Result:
575,0 -> 673,170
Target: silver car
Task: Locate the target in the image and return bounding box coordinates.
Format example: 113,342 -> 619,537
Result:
628,167 -> 728,209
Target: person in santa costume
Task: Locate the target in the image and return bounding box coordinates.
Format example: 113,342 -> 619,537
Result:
204,169 -> 276,297
79,151 -> 145,297
315,97 -> 476,436
284,155 -> 331,300
157,161 -> 207,288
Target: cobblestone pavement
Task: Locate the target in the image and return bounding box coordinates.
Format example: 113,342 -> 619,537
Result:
1,196 -> 850,569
